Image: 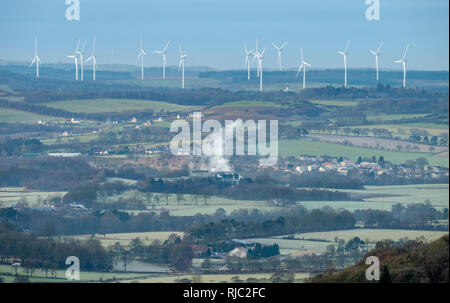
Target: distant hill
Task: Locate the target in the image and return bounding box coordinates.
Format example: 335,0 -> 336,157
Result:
312,234 -> 449,283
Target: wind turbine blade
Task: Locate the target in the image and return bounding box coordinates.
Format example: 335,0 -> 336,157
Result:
29,58 -> 36,68
261,46 -> 267,55
280,42 -> 288,49
301,45 -> 304,61
394,60 -> 402,63
370,50 -> 377,56
244,43 -> 248,54
81,40 -> 87,53
37,57 -> 41,64
296,64 -> 303,76
304,61 -> 311,66
403,44 -> 410,59
345,40 -> 350,52
92,37 -> 96,55
272,42 -> 279,50
163,40 -> 171,52
338,51 -> 345,55
377,42 -> 383,53
75,39 -> 80,52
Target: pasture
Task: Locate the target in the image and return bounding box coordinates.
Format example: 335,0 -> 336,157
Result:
298,184 -> 449,211
0,187 -> 66,208
308,134 -> 448,154
123,272 -> 309,283
0,264 -> 153,283
0,108 -> 65,123
287,229 -> 449,243
278,139 -> 447,167
42,98 -> 198,113
70,231 -> 184,247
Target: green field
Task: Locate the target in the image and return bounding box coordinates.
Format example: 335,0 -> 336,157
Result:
279,139 -> 448,167
70,231 -> 184,247
243,237 -> 332,255
0,108 -> 65,123
104,191 -> 276,216
298,184 -> 449,211
212,100 -> 285,109
0,187 -> 66,208
350,123 -> 448,137
288,229 -> 449,243
309,100 -> 359,107
0,264 -> 153,283
42,98 -> 198,113
366,113 -> 429,122
124,272 -> 309,283
402,122 -> 449,130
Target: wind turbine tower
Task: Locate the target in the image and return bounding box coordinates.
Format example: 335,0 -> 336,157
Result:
394,44 -> 409,88
179,46 -> 188,89
253,46 -> 266,92
296,45 -> 311,89
67,40 -> 80,81
86,38 -> 97,81
29,36 -> 41,78
243,43 -> 254,80
153,40 -> 171,79
272,42 -> 288,71
338,40 -> 350,87
370,42 -> 383,81
137,36 -> 147,80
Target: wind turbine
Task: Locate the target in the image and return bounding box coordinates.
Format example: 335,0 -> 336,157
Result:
136,36 -> 147,80
152,40 -> 171,79
86,38 -> 97,81
75,40 -> 87,81
272,41 -> 288,71
338,40 -> 350,87
296,45 -> 311,89
394,44 -> 409,88
255,38 -> 260,77
178,46 -> 188,89
29,36 -> 41,78
370,42 -> 383,81
253,46 -> 266,92
67,40 -> 80,81
243,43 -> 254,80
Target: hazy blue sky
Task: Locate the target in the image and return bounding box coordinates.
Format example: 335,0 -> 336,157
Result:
0,0 -> 448,70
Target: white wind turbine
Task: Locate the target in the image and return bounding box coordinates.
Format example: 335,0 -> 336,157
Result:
296,45 -> 311,89
29,36 -> 41,78
86,38 -> 97,81
394,44 -> 409,88
253,46 -> 266,92
152,40 -> 171,79
370,42 -> 383,81
178,46 -> 188,89
67,40 -> 80,81
76,40 -> 87,81
338,40 -> 350,87
272,41 -> 288,71
243,43 -> 254,80
255,38 -> 260,77
136,36 -> 147,80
